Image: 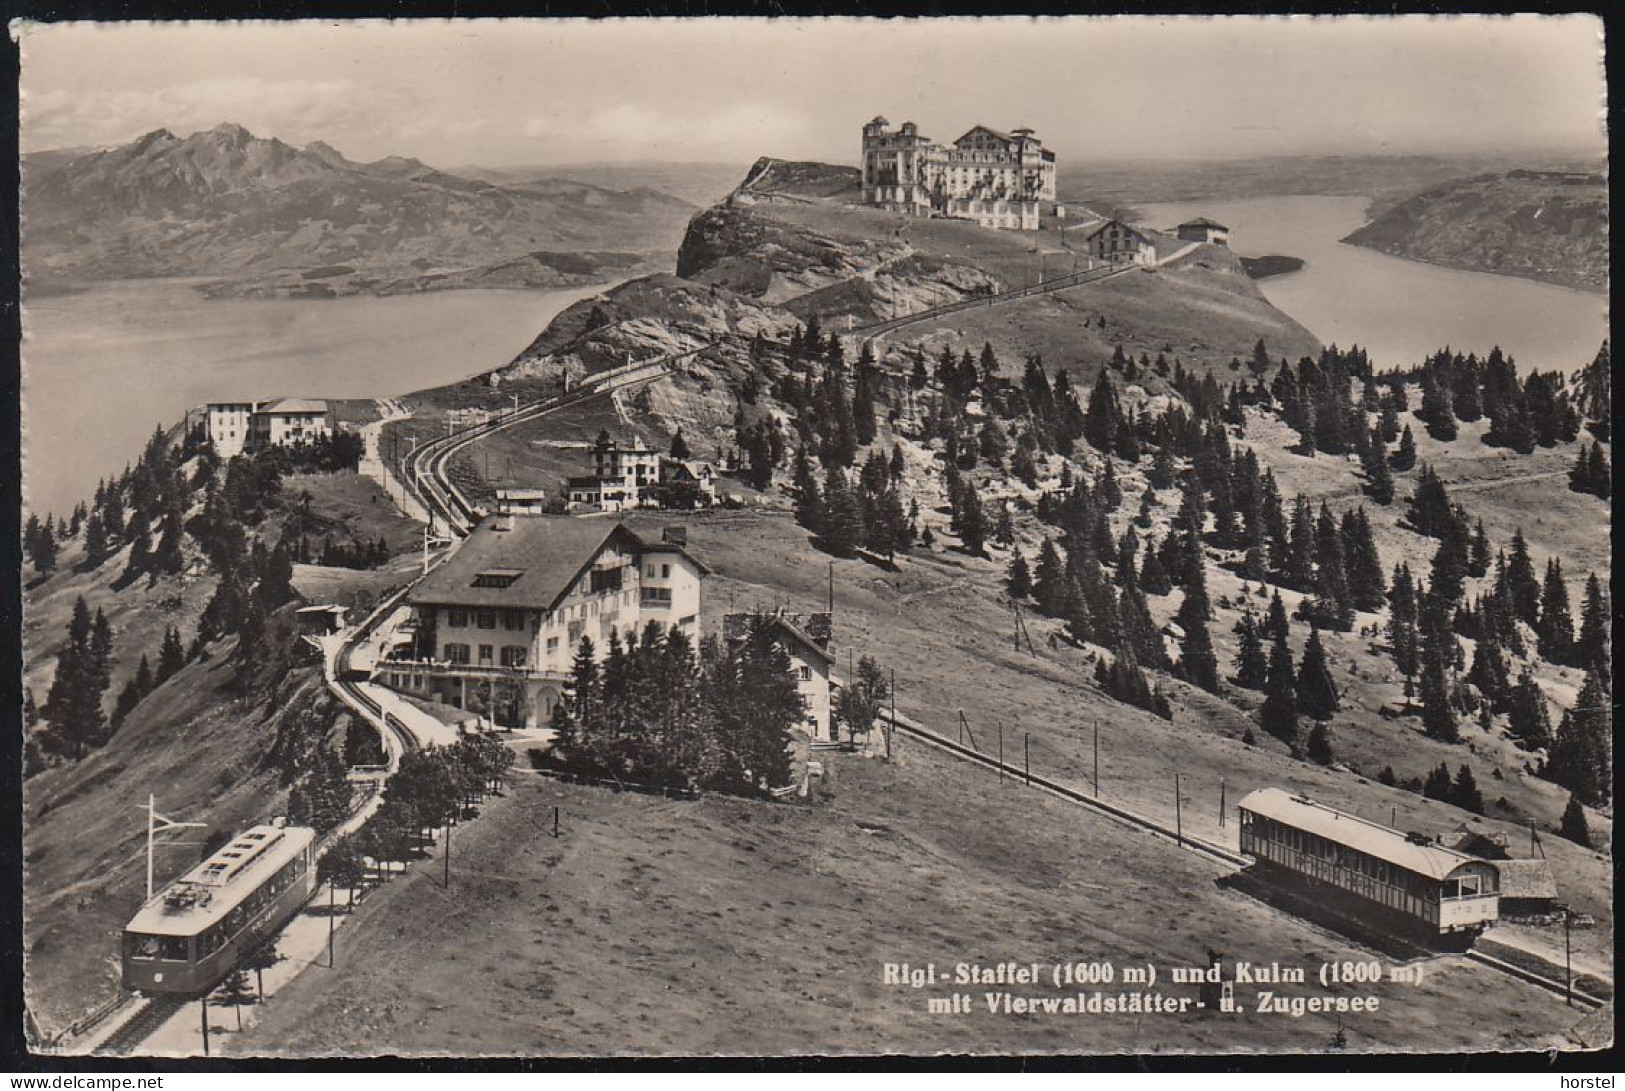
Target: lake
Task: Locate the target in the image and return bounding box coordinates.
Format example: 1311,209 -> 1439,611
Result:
1134,196 -> 1608,374
22,280 -> 612,516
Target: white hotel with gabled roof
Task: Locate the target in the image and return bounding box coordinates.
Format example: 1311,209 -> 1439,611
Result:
381,514 -> 708,728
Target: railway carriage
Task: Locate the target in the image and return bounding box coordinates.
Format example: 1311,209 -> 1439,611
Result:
122,820 -> 317,995
1238,788 -> 1499,943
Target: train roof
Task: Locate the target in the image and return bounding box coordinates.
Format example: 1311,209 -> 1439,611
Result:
126,823 -> 315,936
1238,788 -> 1483,882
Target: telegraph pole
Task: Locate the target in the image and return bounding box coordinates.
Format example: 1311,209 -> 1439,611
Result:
1092,723 -> 1100,797
1174,773 -> 1184,847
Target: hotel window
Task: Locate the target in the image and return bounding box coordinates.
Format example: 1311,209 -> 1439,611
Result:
447,609 -> 468,628
547,637 -> 560,654
798,665 -> 812,682
445,643 -> 470,664
477,611 -> 497,630
661,564 -> 670,579
501,646 -> 526,668
479,644 -> 494,665
504,610 -> 525,631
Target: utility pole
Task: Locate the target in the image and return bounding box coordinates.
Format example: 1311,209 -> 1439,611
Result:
443,820 -> 452,888
1174,773 -> 1183,847
553,806 -> 560,839
1219,777 -> 1227,828
827,561 -> 834,619
887,669 -> 895,760
200,997 -> 209,1056
997,722 -> 1004,781
327,880 -> 336,968
1023,732 -> 1030,785
1092,723 -> 1100,797
142,794 -> 205,901
1564,906 -> 1573,1006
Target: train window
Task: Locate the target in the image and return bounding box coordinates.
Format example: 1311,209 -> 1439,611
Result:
161,936 -> 190,961
131,935 -> 160,960
1458,875 -> 1481,897
1441,879 -> 1461,900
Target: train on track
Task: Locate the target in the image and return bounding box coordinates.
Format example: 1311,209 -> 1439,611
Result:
123,820 -> 317,995
1238,788 -> 1500,946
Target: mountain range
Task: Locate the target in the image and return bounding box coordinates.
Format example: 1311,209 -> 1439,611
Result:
21,124 -> 699,298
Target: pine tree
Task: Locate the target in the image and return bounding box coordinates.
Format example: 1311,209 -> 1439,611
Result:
1033,538 -> 1068,616
1233,611 -> 1268,690
1423,624 -> 1462,741
1306,722 -> 1334,766
1295,626 -> 1339,721
1574,340 -> 1610,440
820,466 -> 863,559
1574,573 -> 1610,681
1559,795 -> 1593,848
956,478 -> 989,556
42,597 -> 106,760
157,625 -> 186,683
1364,442 -> 1395,504
1260,625 -> 1299,748
28,518 -> 57,573
1007,551 -> 1033,600
1388,563 -> 1420,697
112,654 -> 155,728
1536,557 -> 1575,665
1502,530 -> 1540,627
1391,424 -> 1417,471
1423,762 -> 1453,801
1452,765 -> 1484,815
1506,669 -> 1553,750
1340,508 -> 1387,613
1543,670 -> 1612,807
669,428 -> 691,460
791,447 -> 823,536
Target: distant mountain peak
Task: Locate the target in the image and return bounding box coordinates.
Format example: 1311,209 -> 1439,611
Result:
131,128 -> 179,151
202,121 -> 255,144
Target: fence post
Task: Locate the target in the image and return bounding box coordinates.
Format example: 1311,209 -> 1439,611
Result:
1219,777 -> 1226,828
1024,733 -> 1031,785
1093,723 -> 1100,798
998,722 -> 1004,781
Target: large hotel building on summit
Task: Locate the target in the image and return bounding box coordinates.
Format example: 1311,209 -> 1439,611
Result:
860,117 -> 1057,231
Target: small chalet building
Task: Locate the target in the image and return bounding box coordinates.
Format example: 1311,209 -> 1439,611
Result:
495,488 -> 555,516
384,515 -> 707,728
724,611 -> 835,742
1078,218 -> 1157,266
1176,217 -> 1230,247
659,459 -> 719,506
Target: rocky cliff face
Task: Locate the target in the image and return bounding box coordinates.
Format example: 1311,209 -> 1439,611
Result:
1342,170 -> 1607,291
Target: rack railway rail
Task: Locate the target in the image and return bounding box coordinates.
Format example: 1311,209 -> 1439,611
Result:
865,695 -> 1610,1013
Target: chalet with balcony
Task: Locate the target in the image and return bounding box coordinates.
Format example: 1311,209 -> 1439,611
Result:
381,515 -> 707,728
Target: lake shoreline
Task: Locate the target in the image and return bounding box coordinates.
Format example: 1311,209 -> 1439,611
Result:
22,278 -> 620,516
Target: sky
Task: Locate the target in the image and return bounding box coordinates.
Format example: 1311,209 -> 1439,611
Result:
16,16 -> 1607,168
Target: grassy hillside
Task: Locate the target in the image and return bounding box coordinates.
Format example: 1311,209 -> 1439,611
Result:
239,749 -> 1593,1056
23,652 -> 338,1034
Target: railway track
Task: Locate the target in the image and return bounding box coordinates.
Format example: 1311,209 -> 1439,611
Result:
1464,949 -> 1607,1012
868,701 -> 1248,869
95,995 -> 190,1055
870,702 -> 1612,1012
